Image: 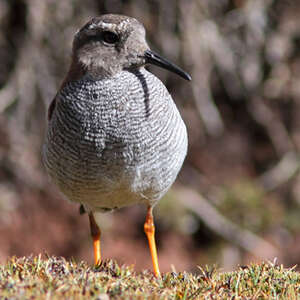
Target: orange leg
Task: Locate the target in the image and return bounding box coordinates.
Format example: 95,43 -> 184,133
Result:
144,206 -> 161,277
89,213 -> 101,266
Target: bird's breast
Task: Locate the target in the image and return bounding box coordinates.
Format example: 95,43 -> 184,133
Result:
43,69 -> 187,209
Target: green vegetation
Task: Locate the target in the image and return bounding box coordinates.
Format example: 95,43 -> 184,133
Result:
1,255 -> 300,299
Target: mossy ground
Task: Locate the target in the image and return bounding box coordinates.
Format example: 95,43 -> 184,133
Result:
0,255 -> 300,299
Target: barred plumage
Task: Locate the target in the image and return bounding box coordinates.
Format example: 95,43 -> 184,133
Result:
43,68 -> 187,211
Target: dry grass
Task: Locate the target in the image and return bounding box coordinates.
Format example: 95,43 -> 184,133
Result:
0,255 -> 300,299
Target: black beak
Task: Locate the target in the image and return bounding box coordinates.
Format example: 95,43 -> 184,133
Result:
144,50 -> 191,81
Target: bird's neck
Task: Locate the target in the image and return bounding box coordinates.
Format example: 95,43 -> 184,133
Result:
59,55 -> 139,91
59,58 -> 88,91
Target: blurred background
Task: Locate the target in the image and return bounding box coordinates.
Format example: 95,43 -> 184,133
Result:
1,0 -> 300,273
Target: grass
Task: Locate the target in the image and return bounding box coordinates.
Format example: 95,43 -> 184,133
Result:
0,255 -> 300,299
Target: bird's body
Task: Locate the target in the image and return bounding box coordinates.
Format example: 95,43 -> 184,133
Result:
43,14 -> 190,276
43,68 -> 187,211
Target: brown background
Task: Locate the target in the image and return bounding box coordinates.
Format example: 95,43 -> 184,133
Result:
1,0 -> 300,273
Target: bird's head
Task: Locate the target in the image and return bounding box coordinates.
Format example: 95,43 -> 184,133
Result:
71,14 -> 191,80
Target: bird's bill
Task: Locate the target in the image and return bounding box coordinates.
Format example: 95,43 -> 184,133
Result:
144,50 -> 191,81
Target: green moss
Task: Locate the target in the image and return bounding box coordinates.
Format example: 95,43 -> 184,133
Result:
1,255 -> 300,299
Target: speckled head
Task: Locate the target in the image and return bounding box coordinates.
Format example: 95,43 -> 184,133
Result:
71,14 -> 191,80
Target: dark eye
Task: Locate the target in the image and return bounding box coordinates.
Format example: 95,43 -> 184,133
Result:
102,31 -> 119,44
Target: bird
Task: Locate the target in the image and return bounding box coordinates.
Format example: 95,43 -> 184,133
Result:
43,14 -> 191,277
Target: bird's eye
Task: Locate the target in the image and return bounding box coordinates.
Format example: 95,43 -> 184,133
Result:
102,31 -> 119,44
